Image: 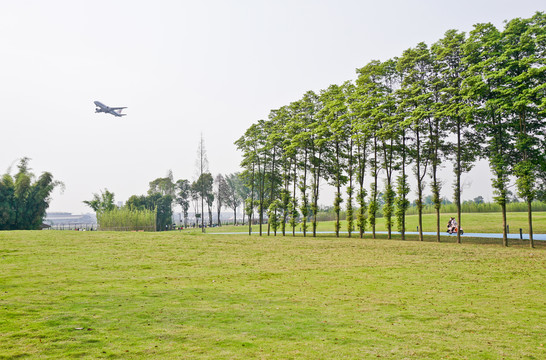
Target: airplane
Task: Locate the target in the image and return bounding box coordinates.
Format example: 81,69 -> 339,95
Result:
94,101 -> 127,117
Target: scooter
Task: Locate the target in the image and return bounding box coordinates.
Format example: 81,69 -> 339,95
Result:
447,225 -> 464,235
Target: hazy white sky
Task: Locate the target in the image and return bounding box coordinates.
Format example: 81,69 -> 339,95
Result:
1,0 -> 544,214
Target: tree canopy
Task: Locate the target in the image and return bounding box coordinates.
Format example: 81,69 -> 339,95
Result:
0,158 -> 63,230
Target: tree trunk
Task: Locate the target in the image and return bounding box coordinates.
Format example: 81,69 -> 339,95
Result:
292,163 -> 297,236
400,134 -> 407,241
312,154 -> 321,238
502,203 -> 508,247
417,186 -> 423,242
372,137 -> 377,239
416,129 -> 424,242
456,120 -> 462,244
528,199 -> 534,248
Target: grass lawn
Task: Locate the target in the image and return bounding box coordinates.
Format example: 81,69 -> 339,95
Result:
203,211 -> 546,236
1,231 -> 545,359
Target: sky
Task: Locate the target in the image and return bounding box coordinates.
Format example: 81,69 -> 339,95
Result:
1,0 -> 544,214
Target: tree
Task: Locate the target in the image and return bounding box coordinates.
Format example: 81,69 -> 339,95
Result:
343,82 -> 358,238
394,95 -> 411,240
152,193 -> 173,231
397,43 -> 434,241
192,173 -> 213,227
175,179 -> 191,227
435,29 -> 480,244
235,123 -> 260,234
0,158 -> 63,230
224,173 -> 242,225
374,60 -> 399,240
289,99 -> 311,237
356,60 -> 385,239
126,192 -> 173,231
267,199 -> 282,236
320,84 -> 349,237
463,22 -> 512,246
501,13 -> 546,248
214,174 -> 229,226
146,172 -> 176,230
265,109 -> 285,235
306,91 -> 326,237
473,196 -> 485,204
148,170 -> 175,196
84,188 -> 116,214
195,134 -> 209,232
351,70 -> 373,239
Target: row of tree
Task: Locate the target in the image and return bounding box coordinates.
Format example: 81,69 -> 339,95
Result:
235,13 -> 546,247
85,169 -> 252,231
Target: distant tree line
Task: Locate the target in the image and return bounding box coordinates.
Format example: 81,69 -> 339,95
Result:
235,13 -> 546,247
0,158 -> 63,230
84,169 -> 252,231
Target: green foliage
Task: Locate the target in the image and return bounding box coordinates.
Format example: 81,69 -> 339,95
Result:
97,207 -> 156,231
83,188 -> 116,214
126,193 -> 173,231
404,200 -> 546,215
356,188 -> 367,237
368,182 -> 378,230
288,198 -> 299,231
192,172 -> 214,226
267,199 -> 282,235
395,173 -> 411,232
148,170 -> 175,196
0,158 -> 62,230
382,181 -> 395,232
299,192 -> 309,235
346,185 -> 354,237
175,179 -> 191,226
224,173 -> 243,224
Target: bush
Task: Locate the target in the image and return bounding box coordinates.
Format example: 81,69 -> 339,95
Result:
98,208 -> 156,231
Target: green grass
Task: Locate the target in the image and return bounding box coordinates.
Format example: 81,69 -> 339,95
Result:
1,231 -> 545,359
204,211 -> 546,235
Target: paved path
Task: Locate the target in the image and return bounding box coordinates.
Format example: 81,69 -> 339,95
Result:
375,231 -> 546,241
212,230 -> 546,241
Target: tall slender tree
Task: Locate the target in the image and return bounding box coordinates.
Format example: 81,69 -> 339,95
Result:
397,43 -> 434,241
320,84 -> 349,237
501,13 -> 546,248
195,134 -> 209,232
435,29 -> 480,244
175,179 -> 191,227
463,22 -> 511,246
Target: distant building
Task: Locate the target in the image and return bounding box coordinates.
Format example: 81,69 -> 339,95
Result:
44,212 -> 97,226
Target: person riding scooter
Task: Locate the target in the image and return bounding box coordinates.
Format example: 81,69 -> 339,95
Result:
447,217 -> 463,235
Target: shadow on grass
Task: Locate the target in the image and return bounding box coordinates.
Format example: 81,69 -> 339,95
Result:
203,231 -> 545,249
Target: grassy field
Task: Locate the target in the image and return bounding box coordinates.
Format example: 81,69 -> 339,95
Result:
1,231 -> 545,359
202,212 -> 546,236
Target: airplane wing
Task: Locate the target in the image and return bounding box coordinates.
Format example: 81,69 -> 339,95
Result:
110,107 -> 127,110
109,109 -> 127,117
